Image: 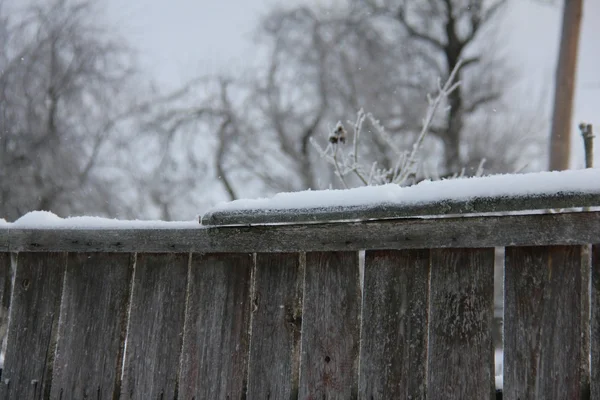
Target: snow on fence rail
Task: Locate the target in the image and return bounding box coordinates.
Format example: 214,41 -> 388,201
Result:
0,169 -> 599,399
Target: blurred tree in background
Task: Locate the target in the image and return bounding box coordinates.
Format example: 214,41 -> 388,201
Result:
0,0 -> 143,221
0,0 -> 546,221
143,0 -> 544,218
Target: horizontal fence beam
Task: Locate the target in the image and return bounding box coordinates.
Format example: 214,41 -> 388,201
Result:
202,191 -> 600,226
2,211 -> 600,253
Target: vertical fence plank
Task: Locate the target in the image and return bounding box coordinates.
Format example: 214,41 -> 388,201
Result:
591,245 -> 600,399
427,248 -> 494,400
179,253 -> 253,400
120,253 -> 189,399
504,245 -> 583,400
359,249 -> 429,399
247,253 -> 303,399
299,251 -> 361,400
0,253 -> 11,349
1,253 -> 66,399
50,253 -> 133,400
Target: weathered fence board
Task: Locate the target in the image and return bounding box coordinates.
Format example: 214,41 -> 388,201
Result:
1,253 -> 66,399
120,253 -> 189,399
202,190 -> 600,225
504,246 -> 583,400
6,211 -> 600,253
591,244 -> 600,400
359,249 -> 429,399
50,253 -> 133,400
427,248 -> 495,400
0,253 -> 11,337
299,252 -> 361,400
247,253 -> 303,399
0,229 -> 8,251
179,253 -> 253,400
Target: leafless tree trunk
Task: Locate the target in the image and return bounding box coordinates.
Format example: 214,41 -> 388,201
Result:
549,0 -> 583,171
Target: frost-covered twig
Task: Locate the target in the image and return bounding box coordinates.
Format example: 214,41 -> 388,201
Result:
396,59 -> 462,184
311,60 -> 463,187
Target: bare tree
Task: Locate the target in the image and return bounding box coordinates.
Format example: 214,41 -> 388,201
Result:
138,0 -> 545,217
0,0 -> 141,221
243,0 -> 542,184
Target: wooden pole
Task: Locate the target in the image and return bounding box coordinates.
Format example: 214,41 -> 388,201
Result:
549,0 -> 584,171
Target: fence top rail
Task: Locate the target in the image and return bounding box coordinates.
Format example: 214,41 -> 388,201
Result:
201,169 -> 600,226
2,211 -> 600,253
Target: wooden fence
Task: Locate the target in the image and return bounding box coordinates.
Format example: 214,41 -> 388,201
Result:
0,198 -> 599,399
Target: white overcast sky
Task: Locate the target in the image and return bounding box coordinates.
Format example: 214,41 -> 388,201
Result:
107,0 -> 600,168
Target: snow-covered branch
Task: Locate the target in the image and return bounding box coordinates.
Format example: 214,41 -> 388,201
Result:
312,60 -> 463,187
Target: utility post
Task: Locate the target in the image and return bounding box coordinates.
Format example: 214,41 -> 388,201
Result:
548,0 -> 584,171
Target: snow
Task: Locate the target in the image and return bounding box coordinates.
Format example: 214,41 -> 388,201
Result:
495,349 -> 503,390
206,169 -> 600,213
0,211 -> 199,229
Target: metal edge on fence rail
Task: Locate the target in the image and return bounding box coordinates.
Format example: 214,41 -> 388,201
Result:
201,191 -> 600,226
2,211 -> 600,253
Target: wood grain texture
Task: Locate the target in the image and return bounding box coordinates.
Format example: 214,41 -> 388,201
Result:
0,253 -> 66,400
247,253 -> 303,400
504,246 -> 583,400
6,211 -> 600,253
299,252 -> 361,400
0,229 -> 8,251
179,253 -> 252,400
120,253 -> 189,399
427,248 -> 494,400
591,245 -> 600,400
50,253 -> 133,400
0,253 -> 11,342
202,191 -> 600,225
359,250 -> 430,399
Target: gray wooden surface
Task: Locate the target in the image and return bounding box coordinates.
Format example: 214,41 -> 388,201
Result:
299,252 -> 361,399
50,253 -> 133,400
1,253 -> 66,400
120,253 -> 189,399
427,248 -> 495,400
504,246 -> 583,400
0,253 -> 11,335
179,253 -> 252,400
359,250 -> 429,399
201,191 -> 600,225
247,253 -> 303,399
0,228 -> 8,251
4,211 -> 600,253
592,245 -> 600,400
